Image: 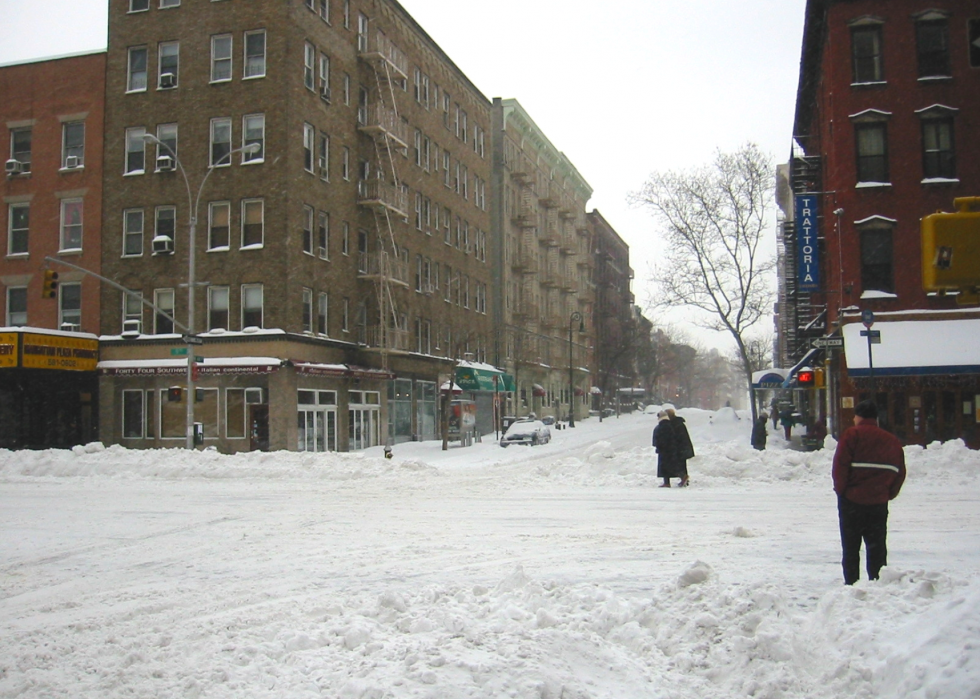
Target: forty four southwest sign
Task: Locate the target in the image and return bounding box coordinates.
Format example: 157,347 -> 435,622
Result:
795,194 -> 820,292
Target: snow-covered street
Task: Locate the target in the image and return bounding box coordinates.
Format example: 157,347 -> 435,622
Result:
2,409 -> 979,698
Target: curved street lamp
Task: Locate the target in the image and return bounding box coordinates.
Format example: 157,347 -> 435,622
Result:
142,133 -> 261,448
568,311 -> 584,427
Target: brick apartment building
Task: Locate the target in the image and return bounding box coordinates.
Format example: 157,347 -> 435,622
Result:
0,51 -> 105,448
787,0 -> 980,446
98,0 -> 493,452
490,98 -> 595,423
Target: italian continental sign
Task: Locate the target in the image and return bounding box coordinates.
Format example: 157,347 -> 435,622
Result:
795,194 -> 820,292
21,332 -> 99,371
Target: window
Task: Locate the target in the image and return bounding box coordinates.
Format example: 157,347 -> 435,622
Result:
123,208 -> 144,256
242,114 -> 264,163
922,118 -> 955,180
208,201 -> 230,250
123,290 -> 142,327
859,223 -> 894,293
342,221 -> 349,255
242,284 -> 263,328
6,287 -> 26,326
125,127 -> 146,174
302,287 -> 313,332
127,46 -> 148,92
344,0 -> 350,28
303,123 -> 315,172
60,199 -> 83,251
129,0 -> 149,11
317,132 -> 329,179
154,288 -> 175,334
158,41 -> 179,88
155,123 -> 177,166
59,283 -> 81,329
304,42 -> 315,90
319,53 -> 330,97
210,117 -> 232,166
850,23 -> 883,83
342,146 -> 350,180
8,203 -> 29,255
122,390 -> 146,439
241,199 -> 264,248
318,0 -> 329,22
357,86 -> 368,125
160,0 -> 180,7
155,205 -> 176,247
208,286 -> 230,331
317,292 -> 328,334
211,34 -> 232,82
302,205 -> 314,254
317,211 -> 329,259
10,128 -> 31,171
357,229 -> 368,272
916,16 -> 950,78
225,388 -> 246,440
244,30 -> 266,78
971,19 -> 980,69
342,297 -> 349,332
62,121 -> 84,168
357,13 -> 369,52
855,122 -> 888,183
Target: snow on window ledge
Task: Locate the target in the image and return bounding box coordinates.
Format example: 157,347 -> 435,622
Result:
855,181 -> 892,189
922,177 -> 960,185
860,290 -> 898,300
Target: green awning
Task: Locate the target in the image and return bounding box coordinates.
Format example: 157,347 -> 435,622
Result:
455,366 -> 513,392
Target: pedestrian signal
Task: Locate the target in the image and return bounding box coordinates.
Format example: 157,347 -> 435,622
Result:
797,369 -> 815,387
167,386 -> 183,402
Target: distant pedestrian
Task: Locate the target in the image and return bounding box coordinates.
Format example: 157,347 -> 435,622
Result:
751,412 -> 768,451
652,411 -> 680,488
832,400 -> 906,585
770,397 -> 780,429
667,408 -> 694,487
780,407 -> 795,441
809,417 -> 828,449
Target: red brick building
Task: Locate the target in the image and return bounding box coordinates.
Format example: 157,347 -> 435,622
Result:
0,51 -> 105,448
789,0 -> 980,446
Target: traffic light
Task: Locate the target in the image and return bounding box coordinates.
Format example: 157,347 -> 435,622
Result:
41,270 -> 59,299
921,197 -> 980,302
167,386 -> 182,402
797,369 -> 815,388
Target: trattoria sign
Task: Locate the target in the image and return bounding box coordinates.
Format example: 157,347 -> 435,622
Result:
795,194 -> 820,292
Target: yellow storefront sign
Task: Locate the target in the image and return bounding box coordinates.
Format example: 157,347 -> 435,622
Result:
21,333 -> 98,371
0,333 -> 17,368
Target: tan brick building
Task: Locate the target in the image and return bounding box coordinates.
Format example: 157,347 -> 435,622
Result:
98,0 -> 492,452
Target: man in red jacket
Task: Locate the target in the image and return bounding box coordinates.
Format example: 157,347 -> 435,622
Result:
832,399 -> 907,585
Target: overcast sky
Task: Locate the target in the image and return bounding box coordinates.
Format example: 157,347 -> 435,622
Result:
0,0 -> 808,351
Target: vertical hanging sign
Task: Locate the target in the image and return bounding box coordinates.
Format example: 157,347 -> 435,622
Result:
795,194 -> 820,292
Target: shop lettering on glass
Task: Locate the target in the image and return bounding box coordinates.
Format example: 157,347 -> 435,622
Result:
795,194 -> 820,292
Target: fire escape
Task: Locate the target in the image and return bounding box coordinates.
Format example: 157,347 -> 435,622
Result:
357,26 -> 410,369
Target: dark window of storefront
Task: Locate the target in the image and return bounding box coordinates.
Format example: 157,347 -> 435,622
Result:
941,391 -> 957,442
892,392 -> 906,440
923,391 -> 938,443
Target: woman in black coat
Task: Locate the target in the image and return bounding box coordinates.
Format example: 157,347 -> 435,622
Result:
652,411 -> 679,487
752,412 -> 768,450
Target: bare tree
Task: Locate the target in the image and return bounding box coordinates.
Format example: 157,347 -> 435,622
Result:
631,142 -> 776,421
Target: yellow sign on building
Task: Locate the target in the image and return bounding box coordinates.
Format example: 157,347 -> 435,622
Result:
21,333 -> 98,371
0,333 -> 18,368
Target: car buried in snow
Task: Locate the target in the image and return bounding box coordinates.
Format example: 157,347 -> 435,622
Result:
499,419 -> 551,447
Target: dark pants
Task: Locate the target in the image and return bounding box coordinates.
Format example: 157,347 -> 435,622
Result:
837,495 -> 889,585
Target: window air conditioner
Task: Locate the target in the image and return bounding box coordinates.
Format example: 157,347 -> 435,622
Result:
244,387 -> 264,405
152,235 -> 174,254
5,159 -> 24,175
157,154 -> 175,171
318,246 -> 327,258
121,319 -> 142,338
160,72 -> 177,88
60,322 -> 81,333
65,155 -> 81,169
320,86 -> 332,103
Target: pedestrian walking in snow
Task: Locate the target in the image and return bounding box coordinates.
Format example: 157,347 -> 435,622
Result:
667,408 -> 694,487
751,413 -> 768,450
832,400 -> 907,585
652,411 -> 680,488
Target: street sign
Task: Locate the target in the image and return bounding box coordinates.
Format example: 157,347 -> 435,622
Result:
170,347 -> 188,356
860,329 -> 881,344
861,309 -> 875,328
183,334 -> 204,345
813,337 -> 844,349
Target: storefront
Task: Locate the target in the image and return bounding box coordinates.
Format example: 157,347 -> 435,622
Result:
0,328 -> 99,449
454,363 -> 514,436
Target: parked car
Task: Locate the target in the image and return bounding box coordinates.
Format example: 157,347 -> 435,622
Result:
500,419 -> 551,447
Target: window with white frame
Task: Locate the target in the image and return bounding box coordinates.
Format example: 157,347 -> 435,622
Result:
343,73 -> 350,104
158,41 -> 179,88
210,117 -> 232,166
318,53 -> 330,97
208,285 -> 230,330
303,123 -> 315,172
155,205 -> 175,249
302,287 -> 313,332
297,389 -> 338,452
10,128 -> 31,172
317,211 -> 329,259
317,292 -> 328,335
342,146 -> 350,180
6,287 -> 27,326
127,46 -> 148,92
357,13 -> 369,52
160,0 -> 180,7
123,289 -> 143,328
123,208 -> 144,256
242,113 -> 264,163
302,205 -> 314,254
59,283 -> 81,329
129,0 -> 149,11
304,42 -> 315,91
342,297 -> 349,332
241,198 -> 264,248
244,30 -> 266,78
62,121 -> 84,168
318,0 -> 329,22
242,284 -> 263,328
122,390 -> 147,439
60,199 -> 83,251
211,34 -> 232,82
155,123 -> 177,166
850,20 -> 883,84
344,0 -> 350,28
317,132 -> 329,179
7,203 -> 29,255
208,201 -> 230,250
125,127 -> 146,174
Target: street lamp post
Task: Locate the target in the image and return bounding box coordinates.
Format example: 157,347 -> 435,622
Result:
568,311 -> 584,427
143,134 -> 260,448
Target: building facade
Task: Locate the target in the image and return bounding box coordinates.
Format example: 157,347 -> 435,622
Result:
1,51 -> 106,448
98,0 -> 493,452
490,98 -> 594,423
789,0 -> 980,446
